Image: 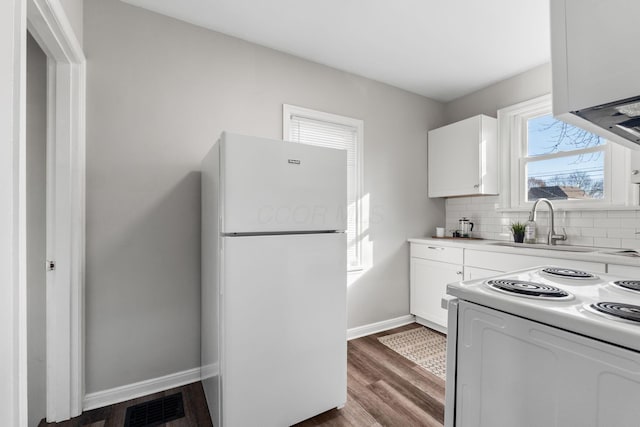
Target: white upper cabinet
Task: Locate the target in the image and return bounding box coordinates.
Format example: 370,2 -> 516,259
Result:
551,0 -> 640,111
428,114 -> 498,198
550,0 -> 640,150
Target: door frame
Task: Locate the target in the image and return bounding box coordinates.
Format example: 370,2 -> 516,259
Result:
1,0 -> 28,424
27,0 -> 86,422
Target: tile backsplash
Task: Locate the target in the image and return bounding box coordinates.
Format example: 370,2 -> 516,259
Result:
445,195 -> 640,249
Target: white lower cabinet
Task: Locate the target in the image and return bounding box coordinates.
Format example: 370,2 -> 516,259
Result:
410,244 -> 463,332
409,241 -> 620,334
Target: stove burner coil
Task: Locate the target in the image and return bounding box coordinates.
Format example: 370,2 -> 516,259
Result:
541,267 -> 597,279
487,279 -> 570,298
613,280 -> 640,292
590,302 -> 640,323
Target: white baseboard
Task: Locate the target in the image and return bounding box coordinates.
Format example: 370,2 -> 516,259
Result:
83,367 -> 201,411
347,314 -> 416,340
415,316 -> 448,335
200,362 -> 219,380
83,316 -> 416,411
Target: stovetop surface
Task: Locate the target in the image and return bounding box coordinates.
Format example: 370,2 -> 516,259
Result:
447,266 -> 640,352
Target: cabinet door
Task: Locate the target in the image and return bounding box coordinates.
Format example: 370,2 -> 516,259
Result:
428,116 -> 480,197
410,258 -> 462,329
428,115 -> 497,197
562,0 -> 640,110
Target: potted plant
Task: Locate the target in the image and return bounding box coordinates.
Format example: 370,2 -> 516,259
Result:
510,222 -> 526,243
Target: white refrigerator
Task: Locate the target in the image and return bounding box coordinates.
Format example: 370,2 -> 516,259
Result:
201,132 -> 347,427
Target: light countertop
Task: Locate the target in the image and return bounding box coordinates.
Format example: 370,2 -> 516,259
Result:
408,237 -> 640,268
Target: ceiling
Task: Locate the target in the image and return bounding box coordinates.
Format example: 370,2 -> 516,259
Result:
121,0 -> 550,103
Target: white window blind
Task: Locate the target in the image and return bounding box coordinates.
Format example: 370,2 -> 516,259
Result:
284,106 -> 363,270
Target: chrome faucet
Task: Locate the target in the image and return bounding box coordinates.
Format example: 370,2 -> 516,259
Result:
529,198 -> 567,245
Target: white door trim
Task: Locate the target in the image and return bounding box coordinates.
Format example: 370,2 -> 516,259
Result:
1,0 -> 28,424
27,0 -> 86,422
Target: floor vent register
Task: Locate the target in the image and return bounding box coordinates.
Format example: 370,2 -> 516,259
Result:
124,392 -> 185,427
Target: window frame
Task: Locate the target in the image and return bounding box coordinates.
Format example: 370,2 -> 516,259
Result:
282,104 -> 364,271
498,94 -> 632,210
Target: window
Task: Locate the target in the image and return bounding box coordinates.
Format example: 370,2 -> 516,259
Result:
283,104 -> 363,270
525,114 -> 606,202
499,95 -> 632,209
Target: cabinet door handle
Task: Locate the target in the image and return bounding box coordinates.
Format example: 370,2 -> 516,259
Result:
473,184 -> 480,188
427,246 -> 444,250
456,271 -> 463,275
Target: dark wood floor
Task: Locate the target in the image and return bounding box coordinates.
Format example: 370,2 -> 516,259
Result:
296,323 -> 445,427
39,382 -> 213,427
42,323 -> 444,427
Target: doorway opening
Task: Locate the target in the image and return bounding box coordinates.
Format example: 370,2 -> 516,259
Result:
26,30 -> 48,427
26,0 -> 86,422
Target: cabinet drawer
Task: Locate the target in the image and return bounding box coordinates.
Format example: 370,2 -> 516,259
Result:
465,249 -> 605,273
411,243 -> 463,264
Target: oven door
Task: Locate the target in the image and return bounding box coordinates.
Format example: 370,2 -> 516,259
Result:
452,300 -> 640,427
442,295 -> 459,427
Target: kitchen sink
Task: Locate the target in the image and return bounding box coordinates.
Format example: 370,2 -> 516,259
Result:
490,242 -> 597,253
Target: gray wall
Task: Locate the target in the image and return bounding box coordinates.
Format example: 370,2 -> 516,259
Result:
84,0 -> 445,393
444,63 -> 551,122
26,33 -> 47,427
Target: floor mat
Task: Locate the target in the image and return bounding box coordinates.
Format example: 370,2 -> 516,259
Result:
378,326 -> 447,380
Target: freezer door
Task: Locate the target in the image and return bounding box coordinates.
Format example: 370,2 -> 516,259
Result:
221,233 -> 347,427
220,132 -> 347,233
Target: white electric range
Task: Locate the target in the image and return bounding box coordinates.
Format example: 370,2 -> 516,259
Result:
444,266 -> 640,427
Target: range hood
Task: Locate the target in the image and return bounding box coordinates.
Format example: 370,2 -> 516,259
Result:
573,96 -> 640,146
551,0 -> 640,150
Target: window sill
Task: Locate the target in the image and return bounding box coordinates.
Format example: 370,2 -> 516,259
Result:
497,205 -> 640,213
